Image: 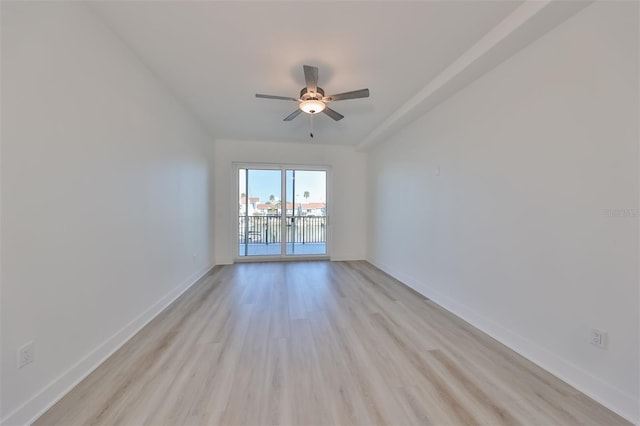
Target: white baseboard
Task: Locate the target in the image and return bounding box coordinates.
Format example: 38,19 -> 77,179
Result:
366,257 -> 639,425
2,264 -> 215,426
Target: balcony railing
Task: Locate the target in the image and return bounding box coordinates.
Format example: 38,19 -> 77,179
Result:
239,215 -> 326,244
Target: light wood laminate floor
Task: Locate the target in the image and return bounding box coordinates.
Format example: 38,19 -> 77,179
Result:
36,261 -> 630,425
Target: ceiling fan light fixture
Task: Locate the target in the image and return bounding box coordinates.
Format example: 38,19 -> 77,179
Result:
299,99 -> 325,114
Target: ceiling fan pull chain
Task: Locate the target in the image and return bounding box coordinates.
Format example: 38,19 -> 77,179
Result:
310,115 -> 314,139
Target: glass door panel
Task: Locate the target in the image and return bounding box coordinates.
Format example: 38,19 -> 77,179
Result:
285,169 -> 327,256
238,168 -> 282,257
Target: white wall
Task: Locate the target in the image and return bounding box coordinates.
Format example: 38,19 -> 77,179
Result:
367,2 -> 639,423
214,139 -> 367,264
0,3 -> 215,424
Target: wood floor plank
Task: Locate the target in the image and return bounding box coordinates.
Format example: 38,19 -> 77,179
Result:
288,318 -> 334,425
323,300 -> 412,425
35,261 -> 632,426
306,306 -> 377,425
257,337 -> 293,426
286,268 -> 307,320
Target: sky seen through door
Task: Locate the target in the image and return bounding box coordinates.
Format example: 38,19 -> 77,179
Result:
239,169 -> 326,203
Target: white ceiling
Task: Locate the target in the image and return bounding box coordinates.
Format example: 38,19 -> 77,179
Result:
93,1 -> 531,146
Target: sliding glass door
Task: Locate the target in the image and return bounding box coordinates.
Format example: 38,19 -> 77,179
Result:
237,165 -> 328,259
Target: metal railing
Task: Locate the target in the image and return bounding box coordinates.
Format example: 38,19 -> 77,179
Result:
239,215 -> 326,244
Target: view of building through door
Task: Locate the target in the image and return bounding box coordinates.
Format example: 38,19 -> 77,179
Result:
238,166 -> 327,258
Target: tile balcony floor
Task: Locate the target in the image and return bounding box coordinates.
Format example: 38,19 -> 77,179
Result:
238,242 -> 326,257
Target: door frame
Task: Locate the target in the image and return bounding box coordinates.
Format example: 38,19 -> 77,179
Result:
232,162 -> 331,262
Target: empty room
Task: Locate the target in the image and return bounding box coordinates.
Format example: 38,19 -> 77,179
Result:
1,1 -> 638,425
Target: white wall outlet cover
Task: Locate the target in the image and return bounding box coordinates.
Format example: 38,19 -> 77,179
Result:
17,341 -> 35,368
590,328 -> 608,349
435,167 -> 441,176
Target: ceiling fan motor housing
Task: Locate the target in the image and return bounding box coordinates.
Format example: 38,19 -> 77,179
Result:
300,87 -> 325,100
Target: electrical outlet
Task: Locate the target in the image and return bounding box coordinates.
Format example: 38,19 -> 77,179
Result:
590,328 -> 607,349
17,341 -> 34,368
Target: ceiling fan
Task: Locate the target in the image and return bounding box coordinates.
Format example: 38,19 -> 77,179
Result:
256,65 -> 370,122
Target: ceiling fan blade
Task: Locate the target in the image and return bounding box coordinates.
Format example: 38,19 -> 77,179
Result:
303,65 -> 318,93
283,109 -> 303,121
322,107 -> 344,121
256,94 -> 299,101
324,88 -> 370,102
